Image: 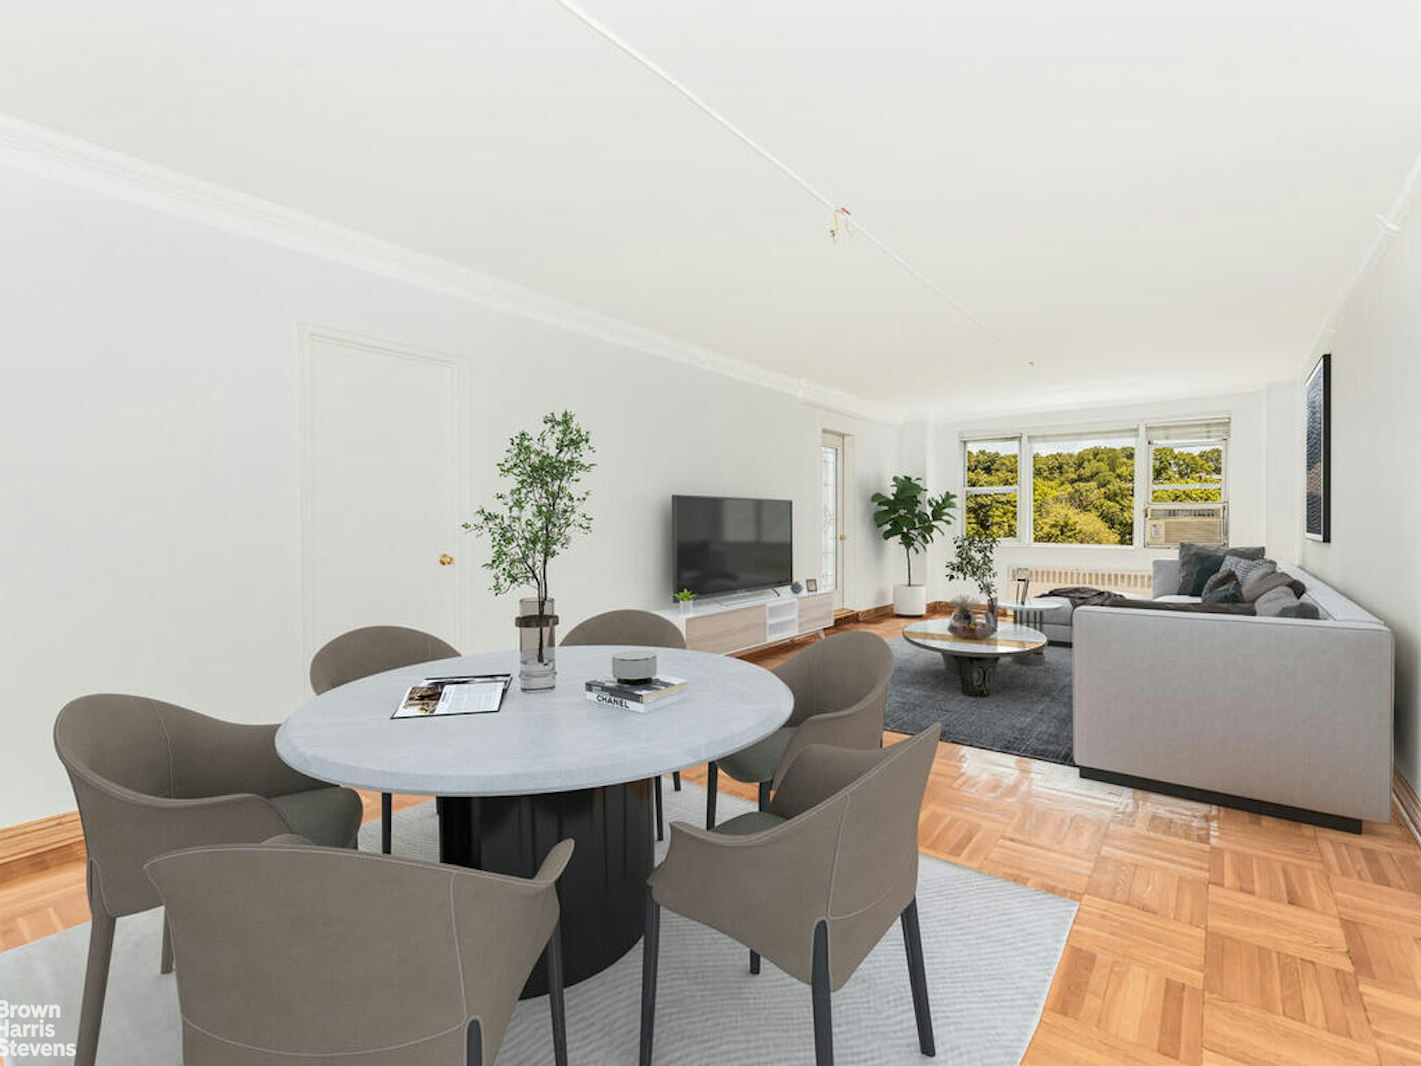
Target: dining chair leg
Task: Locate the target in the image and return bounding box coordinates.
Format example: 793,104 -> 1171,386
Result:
758,781 -> 771,811
750,949 -> 761,974
706,761 -> 719,830
465,1018 -> 484,1066
546,921 -> 569,1066
811,919 -> 833,1066
672,770 -> 682,791
901,898 -> 936,1056
654,775 -> 665,841
380,792 -> 393,854
160,911 -> 174,974
640,889 -> 661,1066
76,903 -> 116,1066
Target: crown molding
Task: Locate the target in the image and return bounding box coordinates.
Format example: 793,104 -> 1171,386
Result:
1306,145 -> 1421,358
0,112 -> 902,427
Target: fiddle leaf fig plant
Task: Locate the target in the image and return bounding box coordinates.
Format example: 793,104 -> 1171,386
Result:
870,475 -> 957,586
463,411 -> 595,661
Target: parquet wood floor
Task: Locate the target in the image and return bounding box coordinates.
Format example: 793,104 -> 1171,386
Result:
2,612 -> 1418,1065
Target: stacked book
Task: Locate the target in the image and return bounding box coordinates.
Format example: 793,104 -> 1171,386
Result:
585,676 -> 688,712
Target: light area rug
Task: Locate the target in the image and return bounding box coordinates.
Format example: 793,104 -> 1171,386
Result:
0,784 -> 1076,1065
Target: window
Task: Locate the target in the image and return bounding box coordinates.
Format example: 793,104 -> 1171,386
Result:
963,438 -> 1020,539
1032,433 -> 1136,545
960,417 -> 1231,546
1148,421 -> 1227,503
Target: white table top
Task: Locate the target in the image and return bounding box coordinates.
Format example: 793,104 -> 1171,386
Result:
901,620 -> 1048,659
276,646 -> 793,797
995,597 -> 1068,611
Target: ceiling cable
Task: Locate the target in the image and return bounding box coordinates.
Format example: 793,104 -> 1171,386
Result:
549,0 -> 998,334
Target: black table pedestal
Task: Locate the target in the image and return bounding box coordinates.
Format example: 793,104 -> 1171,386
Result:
437,780 -> 654,998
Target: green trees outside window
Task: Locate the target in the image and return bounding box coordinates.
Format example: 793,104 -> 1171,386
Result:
963,434 -> 1225,546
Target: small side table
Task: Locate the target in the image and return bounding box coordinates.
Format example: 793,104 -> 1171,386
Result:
994,599 -> 1056,661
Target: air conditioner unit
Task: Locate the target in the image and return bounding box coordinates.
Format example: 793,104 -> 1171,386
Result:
1145,503 -> 1227,547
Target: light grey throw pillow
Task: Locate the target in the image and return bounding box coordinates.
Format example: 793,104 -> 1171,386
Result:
1220,555 -> 1276,587
1254,586 -> 1321,619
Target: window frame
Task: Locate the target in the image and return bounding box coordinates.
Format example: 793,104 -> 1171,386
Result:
961,434 -> 1025,544
960,418 -> 1231,548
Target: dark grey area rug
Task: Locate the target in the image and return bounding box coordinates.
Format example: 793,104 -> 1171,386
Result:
885,636 -> 1075,765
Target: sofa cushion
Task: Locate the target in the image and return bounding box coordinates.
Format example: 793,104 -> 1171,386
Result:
1254,587 -> 1322,619
1242,570 -> 1307,603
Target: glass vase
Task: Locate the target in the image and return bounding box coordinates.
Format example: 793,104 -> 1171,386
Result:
516,596 -> 557,691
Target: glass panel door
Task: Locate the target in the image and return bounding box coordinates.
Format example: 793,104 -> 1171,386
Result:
821,431 -> 846,609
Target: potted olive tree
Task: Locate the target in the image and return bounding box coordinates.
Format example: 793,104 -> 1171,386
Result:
464,411 -> 595,691
871,475 -> 957,616
944,534 -> 1000,639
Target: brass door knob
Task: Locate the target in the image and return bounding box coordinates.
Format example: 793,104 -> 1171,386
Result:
438,553 -> 455,566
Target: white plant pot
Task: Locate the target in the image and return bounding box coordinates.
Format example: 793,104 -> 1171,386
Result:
893,584 -> 928,617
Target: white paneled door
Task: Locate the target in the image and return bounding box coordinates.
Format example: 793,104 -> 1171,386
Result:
301,329 -> 467,668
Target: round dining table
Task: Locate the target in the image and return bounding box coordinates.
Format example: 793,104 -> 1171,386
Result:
277,644 -> 793,993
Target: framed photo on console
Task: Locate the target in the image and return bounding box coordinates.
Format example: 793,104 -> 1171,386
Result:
805,578 -> 818,592
1304,352 -> 1331,542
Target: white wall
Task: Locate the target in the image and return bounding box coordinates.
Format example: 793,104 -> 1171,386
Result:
0,163 -> 902,825
926,391 -> 1291,601
1298,215 -> 1421,792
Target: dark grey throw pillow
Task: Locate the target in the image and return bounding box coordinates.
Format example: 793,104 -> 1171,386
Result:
1201,569 -> 1240,597
1242,570 -> 1307,603
1204,579 -> 1244,605
1222,545 -> 1267,561
1176,543 -> 1229,596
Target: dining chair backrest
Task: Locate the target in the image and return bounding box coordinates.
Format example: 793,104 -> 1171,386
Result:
774,629 -> 894,725
309,625 -> 460,694
561,609 -> 686,649
775,724 -> 939,986
147,839 -> 572,1065
54,695 -> 301,917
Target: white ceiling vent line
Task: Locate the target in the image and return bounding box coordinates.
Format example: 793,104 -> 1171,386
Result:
550,0 -> 1005,342
0,110 -> 903,426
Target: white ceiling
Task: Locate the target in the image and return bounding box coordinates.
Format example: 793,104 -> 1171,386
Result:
1,0 -> 1418,416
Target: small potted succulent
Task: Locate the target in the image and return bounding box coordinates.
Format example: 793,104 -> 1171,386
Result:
674,588 -> 696,617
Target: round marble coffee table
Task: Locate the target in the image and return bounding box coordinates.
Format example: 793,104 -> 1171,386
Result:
278,645 -> 792,992
902,620 -> 1048,697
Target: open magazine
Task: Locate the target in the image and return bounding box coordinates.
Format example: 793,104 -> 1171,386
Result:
392,674 -> 512,719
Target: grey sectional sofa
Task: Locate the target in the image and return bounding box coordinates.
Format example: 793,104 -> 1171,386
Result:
1072,560 -> 1394,829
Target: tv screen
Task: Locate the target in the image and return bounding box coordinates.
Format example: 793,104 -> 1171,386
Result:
673,495 -> 793,597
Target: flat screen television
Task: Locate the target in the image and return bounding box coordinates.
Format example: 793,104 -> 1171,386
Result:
673,495 -> 793,597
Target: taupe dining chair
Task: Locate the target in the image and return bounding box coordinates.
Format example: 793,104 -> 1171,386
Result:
706,629 -> 893,828
54,694 -> 364,1066
562,609 -> 687,840
309,625 -> 461,853
147,837 -> 574,1066
641,725 -> 942,1066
